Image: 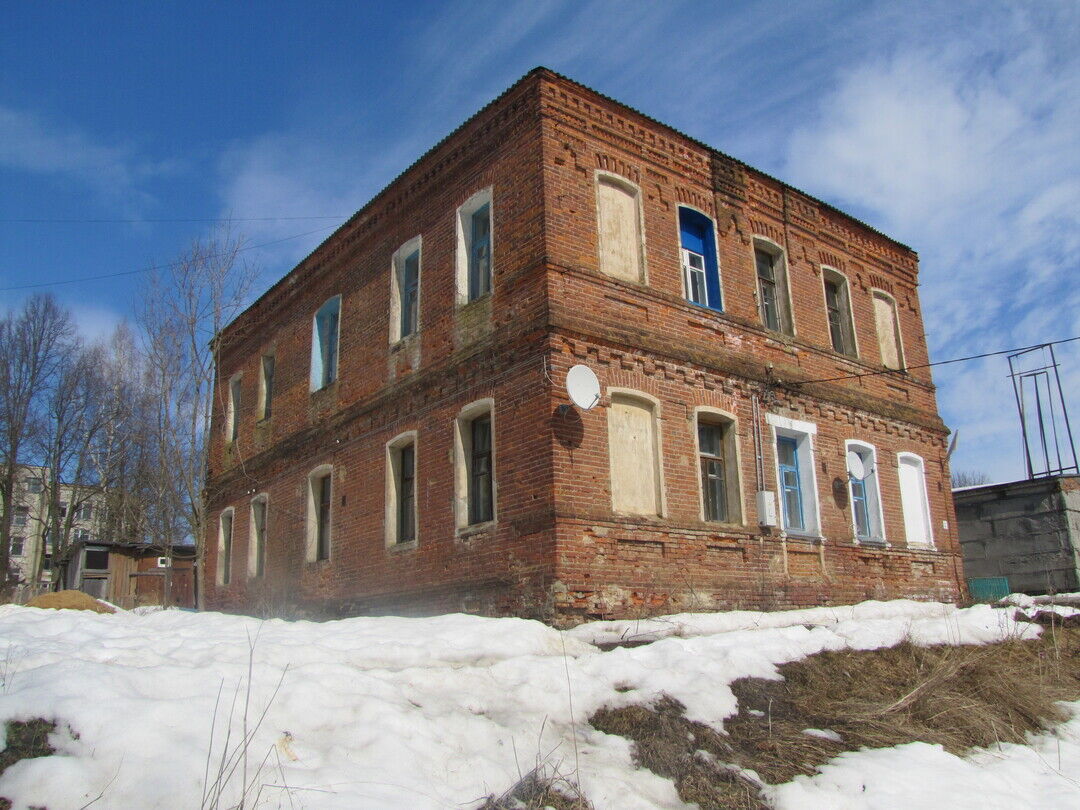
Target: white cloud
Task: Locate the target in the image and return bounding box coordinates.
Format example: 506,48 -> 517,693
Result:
0,104 -> 169,208
784,4 -> 1080,483
68,302 -> 124,346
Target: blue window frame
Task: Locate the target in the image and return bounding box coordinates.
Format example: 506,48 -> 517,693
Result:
468,204 -> 492,301
678,208 -> 722,311
777,436 -> 804,531
850,475 -> 871,539
399,249 -> 419,338
311,296 -> 340,389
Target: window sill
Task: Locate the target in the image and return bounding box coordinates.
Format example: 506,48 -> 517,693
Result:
781,530 -> 824,543
457,292 -> 492,308
387,539 -> 418,553
854,538 -> 888,548
456,520 -> 496,539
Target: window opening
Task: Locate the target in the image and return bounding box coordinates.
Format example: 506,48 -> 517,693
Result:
699,422 -> 729,522
397,444 -> 416,543
469,415 -> 493,524
777,436 -> 804,531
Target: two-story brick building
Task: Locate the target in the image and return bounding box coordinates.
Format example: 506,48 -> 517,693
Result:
204,68 -> 963,621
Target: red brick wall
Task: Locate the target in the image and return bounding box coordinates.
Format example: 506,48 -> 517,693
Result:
203,69 -> 962,622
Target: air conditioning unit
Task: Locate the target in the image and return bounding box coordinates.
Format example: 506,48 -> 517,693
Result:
156,557 -> 171,568
756,490 -> 779,527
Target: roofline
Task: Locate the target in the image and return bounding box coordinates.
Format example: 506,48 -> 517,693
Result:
225,66 -> 914,337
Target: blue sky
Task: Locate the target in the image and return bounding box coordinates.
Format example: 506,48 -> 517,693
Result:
2,0 -> 1077,483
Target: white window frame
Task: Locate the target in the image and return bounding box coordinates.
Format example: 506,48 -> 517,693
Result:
607,388 -> 667,518
226,373 -> 242,442
595,171 -> 648,285
305,464 -> 334,562
897,452 -> 935,547
310,295 -> 342,391
248,493 -> 268,578
389,236 -> 423,344
453,399 -> 496,530
765,414 -> 822,538
384,431 -> 419,548
752,237 -> 795,336
455,188 -> 494,305
822,266 -> 859,358
217,507 -> 235,586
845,440 -> 886,545
872,289 -> 906,370
693,406 -> 744,525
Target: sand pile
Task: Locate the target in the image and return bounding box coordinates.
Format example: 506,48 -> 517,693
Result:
25,590 -> 116,614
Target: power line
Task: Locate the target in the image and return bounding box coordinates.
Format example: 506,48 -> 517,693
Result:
793,336 -> 1080,386
0,216 -> 348,224
0,225 -> 338,292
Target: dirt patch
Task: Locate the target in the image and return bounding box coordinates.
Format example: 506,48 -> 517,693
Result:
591,628 -> 1080,803
25,590 -> 115,614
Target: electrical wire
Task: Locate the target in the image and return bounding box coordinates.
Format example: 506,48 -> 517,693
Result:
793,335 -> 1080,386
0,225 -> 339,292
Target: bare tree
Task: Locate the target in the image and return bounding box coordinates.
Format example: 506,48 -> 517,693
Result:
137,228 -> 256,606
952,469 -> 993,488
0,295 -> 76,593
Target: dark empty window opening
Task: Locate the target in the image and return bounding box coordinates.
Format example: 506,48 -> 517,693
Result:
84,547 -> 109,571
260,355 -> 275,420
315,474 -> 332,561
397,444 -> 416,544
251,499 -> 267,577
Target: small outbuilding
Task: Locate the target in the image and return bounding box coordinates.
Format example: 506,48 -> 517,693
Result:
954,474 -> 1080,598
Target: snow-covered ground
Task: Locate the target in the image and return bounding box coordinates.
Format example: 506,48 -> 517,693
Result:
0,598 -> 1077,809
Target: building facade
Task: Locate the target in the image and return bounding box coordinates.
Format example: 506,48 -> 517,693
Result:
6,465 -> 104,587
204,69 -> 963,621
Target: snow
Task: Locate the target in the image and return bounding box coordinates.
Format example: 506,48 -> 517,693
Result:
0,598 -> 1075,809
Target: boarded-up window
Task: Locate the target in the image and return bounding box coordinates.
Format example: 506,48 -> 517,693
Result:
873,292 -> 904,369
609,395 -> 661,515
597,177 -> 644,283
898,453 -> 933,546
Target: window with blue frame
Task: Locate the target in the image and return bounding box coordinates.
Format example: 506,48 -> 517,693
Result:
678,208 -> 722,311
776,436 -> 805,532
846,442 -> 884,543
468,204 -> 492,301
310,296 -> 341,390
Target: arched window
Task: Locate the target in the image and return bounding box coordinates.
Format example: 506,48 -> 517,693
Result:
608,391 -> 664,516
596,174 -> 645,283
678,207 -> 723,311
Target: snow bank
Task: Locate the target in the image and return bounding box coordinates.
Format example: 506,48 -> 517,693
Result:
0,599 -> 1072,809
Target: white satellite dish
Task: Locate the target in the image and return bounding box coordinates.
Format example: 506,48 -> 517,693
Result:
846,450 -> 867,480
566,365 -> 601,410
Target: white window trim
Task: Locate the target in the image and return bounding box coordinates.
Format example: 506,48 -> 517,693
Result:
216,507 -> 235,586
765,413 -> 822,538
595,171 -> 648,285
607,387 -> 667,518
226,373 -> 241,442
389,235 -> 423,344
871,288 -> 907,370
455,187 -> 494,305
385,430 -> 419,548
844,440 -> 887,545
821,266 -> 860,358
692,406 -> 745,525
675,205 -> 724,309
453,399 -> 496,530
310,295 -> 342,391
897,451 -> 935,548
305,464 -> 334,562
752,236 -> 796,336
248,493 -> 268,578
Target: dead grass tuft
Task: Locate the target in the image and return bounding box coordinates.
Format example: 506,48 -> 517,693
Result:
591,628 -> 1080,800
478,765 -> 593,810
25,590 -> 115,614
590,696 -> 767,810
0,718 -> 56,778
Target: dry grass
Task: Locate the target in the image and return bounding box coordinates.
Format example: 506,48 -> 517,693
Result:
25,590 -> 115,614
591,696 -> 766,810
477,765 -> 593,810
591,627 -> 1080,803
